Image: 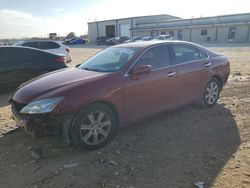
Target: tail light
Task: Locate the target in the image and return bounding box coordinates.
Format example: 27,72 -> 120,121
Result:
56,56 -> 66,63
66,48 -> 70,53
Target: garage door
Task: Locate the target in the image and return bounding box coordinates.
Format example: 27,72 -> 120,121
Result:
119,24 -> 130,37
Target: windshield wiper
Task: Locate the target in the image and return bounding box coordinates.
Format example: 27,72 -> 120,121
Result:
81,67 -> 100,72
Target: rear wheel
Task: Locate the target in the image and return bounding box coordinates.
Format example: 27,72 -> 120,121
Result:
71,103 -> 117,149
202,78 -> 221,108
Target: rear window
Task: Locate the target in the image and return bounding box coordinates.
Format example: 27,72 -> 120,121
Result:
38,41 -> 60,49
199,50 -> 208,59
173,44 -> 200,64
136,45 -> 171,69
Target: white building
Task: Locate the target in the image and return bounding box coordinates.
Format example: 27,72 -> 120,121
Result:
88,13 -> 250,44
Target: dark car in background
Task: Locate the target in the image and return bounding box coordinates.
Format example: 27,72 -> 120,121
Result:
106,36 -> 129,45
123,37 -> 141,43
141,36 -> 155,41
0,47 -> 67,91
11,41 -> 230,149
96,36 -> 110,45
105,37 -> 121,45
155,34 -> 173,40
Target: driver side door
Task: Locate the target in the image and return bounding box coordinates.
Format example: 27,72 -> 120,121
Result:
123,44 -> 177,122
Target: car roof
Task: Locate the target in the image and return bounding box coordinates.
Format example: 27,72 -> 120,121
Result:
113,40 -> 216,56
17,40 -> 61,44
0,46 -> 61,56
113,40 -> 199,48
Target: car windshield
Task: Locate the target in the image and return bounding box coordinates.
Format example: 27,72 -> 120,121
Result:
79,47 -> 138,72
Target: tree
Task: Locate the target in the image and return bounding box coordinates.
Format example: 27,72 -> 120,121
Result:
66,32 -> 76,39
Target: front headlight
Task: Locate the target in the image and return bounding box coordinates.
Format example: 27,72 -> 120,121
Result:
20,97 -> 64,114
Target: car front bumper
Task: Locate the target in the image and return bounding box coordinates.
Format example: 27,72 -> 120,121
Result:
11,100 -> 74,138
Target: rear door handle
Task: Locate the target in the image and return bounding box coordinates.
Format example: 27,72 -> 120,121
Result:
204,62 -> 212,67
166,71 -> 176,77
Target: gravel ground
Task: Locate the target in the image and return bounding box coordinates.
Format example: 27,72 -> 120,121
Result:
0,44 -> 249,188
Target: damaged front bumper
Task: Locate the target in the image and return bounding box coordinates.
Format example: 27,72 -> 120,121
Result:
11,100 -> 74,145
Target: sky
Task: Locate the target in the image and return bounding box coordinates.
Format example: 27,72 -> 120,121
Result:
0,0 -> 249,39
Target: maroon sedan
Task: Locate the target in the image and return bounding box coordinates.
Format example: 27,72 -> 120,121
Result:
11,41 -> 230,149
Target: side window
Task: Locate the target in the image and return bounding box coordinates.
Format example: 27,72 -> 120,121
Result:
22,42 -> 38,48
173,45 -> 200,64
38,42 -> 60,50
135,45 -> 171,70
199,50 -> 208,59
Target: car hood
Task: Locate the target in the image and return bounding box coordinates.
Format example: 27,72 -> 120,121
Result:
12,67 -> 109,104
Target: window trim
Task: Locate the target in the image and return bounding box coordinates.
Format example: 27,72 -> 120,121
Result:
124,44 -> 173,77
124,43 -> 210,77
199,49 -> 209,59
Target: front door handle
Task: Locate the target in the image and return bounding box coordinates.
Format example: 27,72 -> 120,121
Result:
204,62 -> 212,67
166,71 -> 176,77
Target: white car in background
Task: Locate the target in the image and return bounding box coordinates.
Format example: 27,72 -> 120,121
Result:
15,40 -> 72,63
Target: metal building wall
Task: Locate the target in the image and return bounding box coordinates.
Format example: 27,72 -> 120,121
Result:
88,13 -> 250,44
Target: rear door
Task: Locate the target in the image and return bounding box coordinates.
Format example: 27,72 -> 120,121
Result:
124,44 -> 178,121
170,44 -> 211,107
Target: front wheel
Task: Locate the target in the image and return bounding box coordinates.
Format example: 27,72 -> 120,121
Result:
71,103 -> 117,149
202,78 -> 221,108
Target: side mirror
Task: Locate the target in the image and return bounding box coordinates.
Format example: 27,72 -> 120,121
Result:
132,65 -> 152,75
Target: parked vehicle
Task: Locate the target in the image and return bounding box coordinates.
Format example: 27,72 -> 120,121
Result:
11,41 -> 230,149
155,34 -> 173,40
69,38 -> 87,45
120,36 -> 130,43
105,37 -> 121,45
141,36 -> 155,41
64,38 -> 78,45
15,40 -> 72,63
105,36 -> 129,45
96,36 -> 110,45
0,46 -> 67,91
124,37 -> 141,43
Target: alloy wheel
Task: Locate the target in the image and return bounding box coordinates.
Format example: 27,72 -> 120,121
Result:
205,81 -> 219,105
79,111 -> 112,145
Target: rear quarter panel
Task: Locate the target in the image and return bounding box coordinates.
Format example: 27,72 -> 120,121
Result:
211,55 -> 230,85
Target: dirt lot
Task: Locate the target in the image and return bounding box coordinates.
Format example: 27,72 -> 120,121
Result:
0,44 -> 249,188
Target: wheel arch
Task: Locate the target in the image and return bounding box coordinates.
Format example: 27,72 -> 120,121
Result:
211,75 -> 223,89
87,100 -> 120,124
68,100 -> 120,148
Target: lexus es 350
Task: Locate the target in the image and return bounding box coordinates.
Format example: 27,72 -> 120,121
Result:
10,41 -> 230,149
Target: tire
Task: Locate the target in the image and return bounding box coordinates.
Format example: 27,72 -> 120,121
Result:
202,78 -> 221,108
71,103 -> 117,150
